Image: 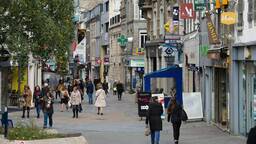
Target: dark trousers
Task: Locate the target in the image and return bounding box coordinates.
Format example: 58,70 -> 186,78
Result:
172,122 -> 182,141
55,91 -> 60,99
72,105 -> 79,118
118,92 -> 122,100
22,106 -> 30,118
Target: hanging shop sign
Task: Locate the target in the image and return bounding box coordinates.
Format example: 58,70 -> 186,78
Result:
164,20 -> 171,32
172,7 -> 179,21
180,3 -> 196,19
117,35 -> 128,47
194,0 -> 206,11
206,12 -> 220,44
221,12 -> 237,25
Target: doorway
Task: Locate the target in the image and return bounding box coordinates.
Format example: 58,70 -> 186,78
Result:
214,68 -> 228,128
245,63 -> 256,134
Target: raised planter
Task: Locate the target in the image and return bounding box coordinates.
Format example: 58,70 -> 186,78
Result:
6,136 -> 88,144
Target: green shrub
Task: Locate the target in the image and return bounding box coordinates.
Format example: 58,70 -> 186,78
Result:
6,120 -> 65,140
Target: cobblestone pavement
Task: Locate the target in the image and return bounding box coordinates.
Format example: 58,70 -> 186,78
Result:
8,93 -> 246,144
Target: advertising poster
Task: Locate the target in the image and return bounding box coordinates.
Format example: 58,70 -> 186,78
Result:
152,94 -> 166,119
137,92 -> 151,117
183,92 -> 203,120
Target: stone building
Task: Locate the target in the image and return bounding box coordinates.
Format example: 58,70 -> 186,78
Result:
120,0 -> 147,90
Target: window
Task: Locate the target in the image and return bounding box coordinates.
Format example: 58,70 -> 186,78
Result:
105,1 -> 109,12
139,31 -> 147,48
237,0 -> 244,33
117,14 -> 120,22
139,9 -> 145,19
248,0 -> 253,25
105,22 -> 109,32
160,8 -> 164,35
153,11 -> 157,36
254,0 -> 256,25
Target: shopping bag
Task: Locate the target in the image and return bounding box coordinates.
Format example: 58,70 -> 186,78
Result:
144,127 -> 151,136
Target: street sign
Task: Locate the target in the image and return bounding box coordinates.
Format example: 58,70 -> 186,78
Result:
117,35 -> 128,47
172,7 -> 179,21
180,3 -> 196,19
221,12 -> 237,25
194,0 -> 206,11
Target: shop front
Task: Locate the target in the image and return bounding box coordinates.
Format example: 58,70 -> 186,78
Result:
231,43 -> 256,136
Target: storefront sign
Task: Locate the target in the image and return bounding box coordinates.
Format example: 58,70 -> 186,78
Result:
130,59 -> 145,67
194,0 -> 206,11
221,12 -> 237,25
206,12 -> 220,44
180,3 -> 196,19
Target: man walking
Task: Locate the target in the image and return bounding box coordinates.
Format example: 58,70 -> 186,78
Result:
86,80 -> 94,104
116,81 -> 124,101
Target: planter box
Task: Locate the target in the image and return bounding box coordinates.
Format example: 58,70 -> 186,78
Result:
8,136 -> 88,144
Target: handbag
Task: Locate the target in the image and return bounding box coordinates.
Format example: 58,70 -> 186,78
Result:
181,109 -> 188,121
144,127 -> 151,136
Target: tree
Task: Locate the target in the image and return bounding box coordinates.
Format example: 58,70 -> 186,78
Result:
0,0 -> 74,96
0,0 -> 74,84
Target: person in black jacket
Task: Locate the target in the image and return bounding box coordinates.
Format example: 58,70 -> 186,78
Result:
116,81 -> 124,101
247,125 -> 256,144
146,96 -> 163,144
42,92 -> 54,128
167,96 -> 182,144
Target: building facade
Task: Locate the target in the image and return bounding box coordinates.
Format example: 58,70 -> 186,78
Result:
100,0 -> 110,82
139,0 -> 183,93
231,0 -> 256,136
120,0 -> 147,90
108,0 -> 124,85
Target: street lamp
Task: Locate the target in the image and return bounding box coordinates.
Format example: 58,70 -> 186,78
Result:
0,45 -> 11,138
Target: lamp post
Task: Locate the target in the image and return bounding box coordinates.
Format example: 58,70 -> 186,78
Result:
0,46 -> 11,138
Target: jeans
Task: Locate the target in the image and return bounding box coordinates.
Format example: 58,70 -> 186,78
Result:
35,104 -> 41,118
172,122 -> 181,141
88,93 -> 93,104
43,112 -> 53,128
151,130 -> 160,144
72,105 -> 79,118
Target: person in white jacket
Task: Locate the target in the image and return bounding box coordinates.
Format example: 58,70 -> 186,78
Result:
70,86 -> 81,118
95,83 -> 106,115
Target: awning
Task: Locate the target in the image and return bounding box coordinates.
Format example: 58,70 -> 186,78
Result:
233,40 -> 256,47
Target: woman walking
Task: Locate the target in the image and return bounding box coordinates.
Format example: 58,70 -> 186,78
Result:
60,87 -> 70,112
22,85 -> 32,118
70,86 -> 82,118
42,92 -> 54,128
145,96 -> 163,144
167,96 -> 182,144
33,85 -> 43,118
95,83 -> 106,115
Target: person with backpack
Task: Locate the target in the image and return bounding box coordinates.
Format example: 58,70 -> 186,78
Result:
167,96 -> 184,144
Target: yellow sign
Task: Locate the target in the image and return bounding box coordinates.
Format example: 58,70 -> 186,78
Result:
221,12 -> 237,25
164,21 -> 170,32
